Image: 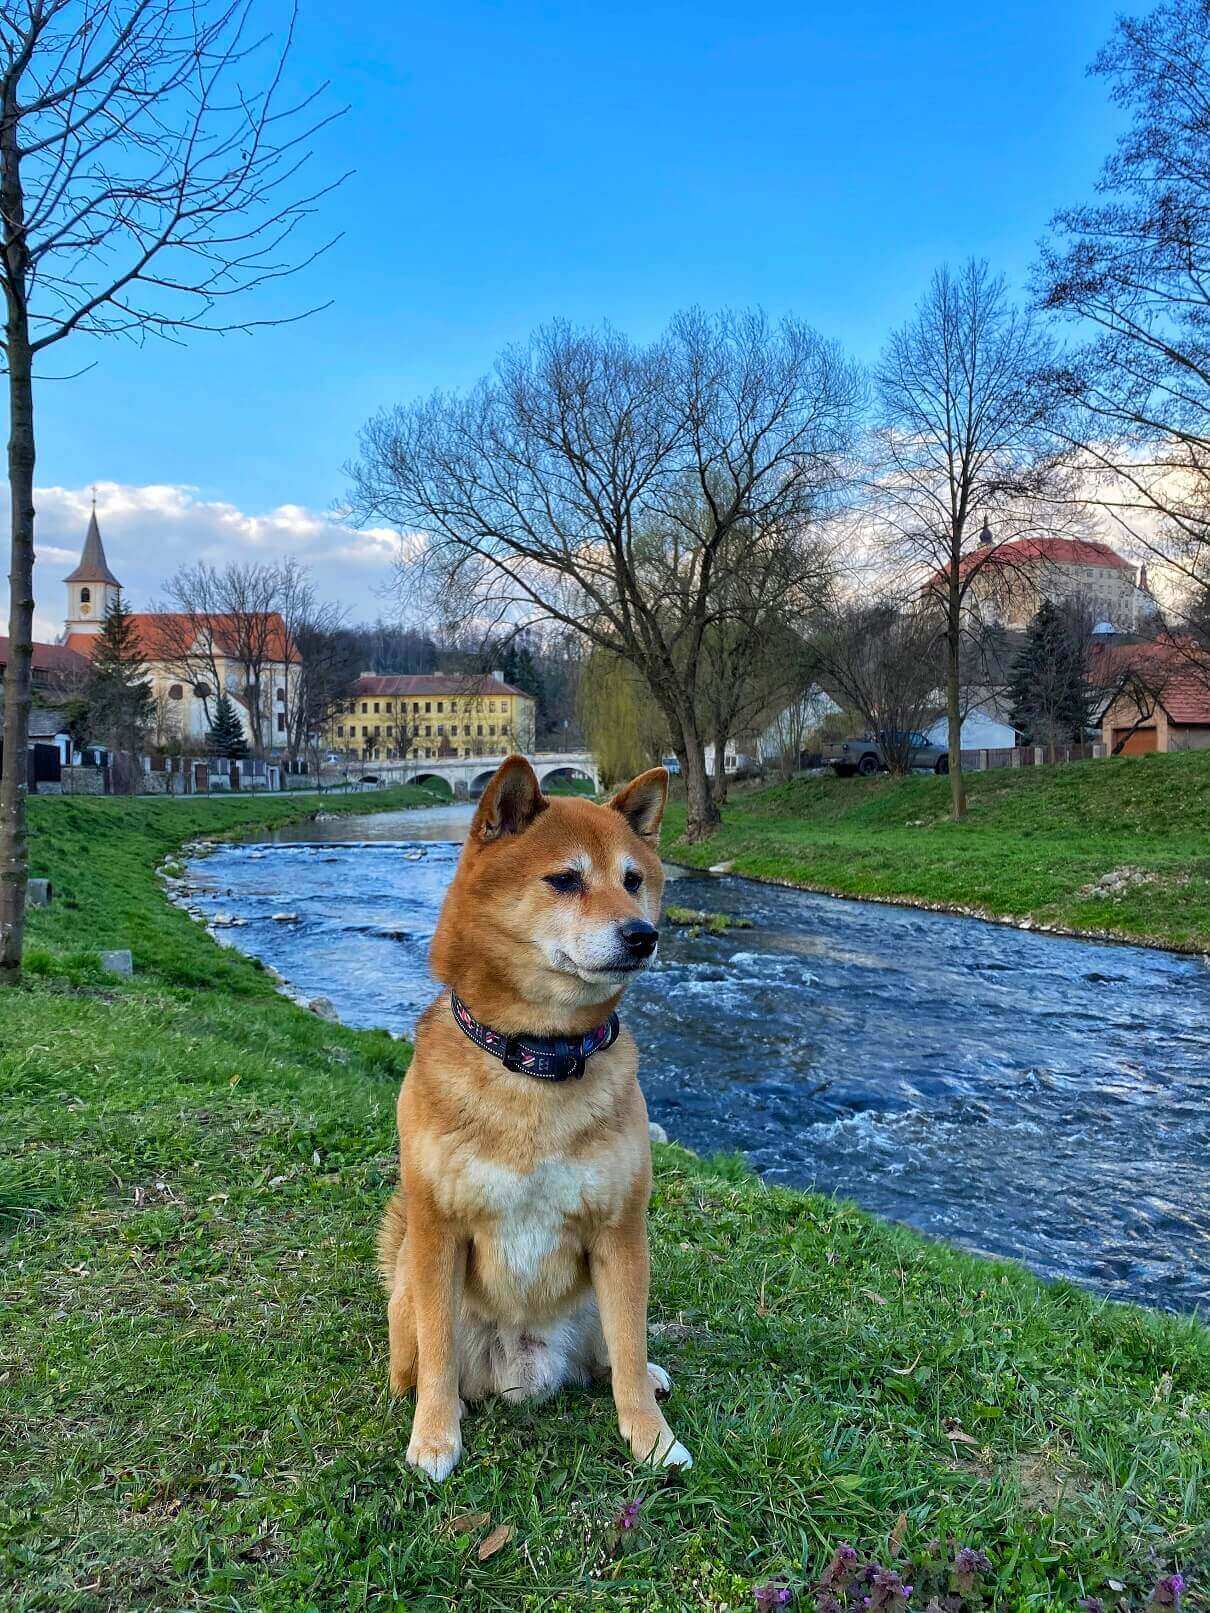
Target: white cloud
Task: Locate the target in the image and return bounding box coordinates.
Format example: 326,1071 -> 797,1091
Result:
5,481 -> 405,644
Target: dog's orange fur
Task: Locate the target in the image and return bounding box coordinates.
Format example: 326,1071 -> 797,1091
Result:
378,755 -> 691,1480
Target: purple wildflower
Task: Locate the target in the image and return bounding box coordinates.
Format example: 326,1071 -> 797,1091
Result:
1148,1573 -> 1186,1609
953,1548 -> 991,1577
753,1580 -> 793,1610
614,1499 -> 641,1532
819,1545 -> 860,1589
817,1595 -> 843,1613
864,1566 -> 912,1610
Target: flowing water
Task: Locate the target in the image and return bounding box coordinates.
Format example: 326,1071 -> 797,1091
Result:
185,805 -> 1210,1312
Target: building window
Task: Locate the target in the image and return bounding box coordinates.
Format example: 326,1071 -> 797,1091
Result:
425,725 -> 431,737
425,701 -> 431,713
80,587 -> 91,604
277,713 -> 286,732
437,724 -> 444,736
168,683 -> 183,700
194,682 -> 212,699
437,701 -> 444,713
337,725 -> 344,738
489,724 -> 497,737
361,702 -> 368,714
374,702 -> 380,714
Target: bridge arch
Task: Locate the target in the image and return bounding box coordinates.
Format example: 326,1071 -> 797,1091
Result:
407,770 -> 454,798
536,761 -> 598,793
469,769 -> 498,797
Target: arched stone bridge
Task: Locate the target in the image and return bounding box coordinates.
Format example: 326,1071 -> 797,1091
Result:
339,751 -> 600,798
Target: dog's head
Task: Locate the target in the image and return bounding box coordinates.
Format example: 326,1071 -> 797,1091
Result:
430,756 -> 668,1023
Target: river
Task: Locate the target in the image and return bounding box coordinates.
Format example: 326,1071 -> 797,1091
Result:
184,804 -> 1210,1313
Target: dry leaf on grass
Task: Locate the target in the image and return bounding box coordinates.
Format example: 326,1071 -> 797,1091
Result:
477,1523 -> 514,1561
448,1511 -> 490,1535
944,1423 -> 981,1447
889,1512 -> 908,1556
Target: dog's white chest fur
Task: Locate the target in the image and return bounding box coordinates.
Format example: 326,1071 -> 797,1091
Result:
459,1155 -> 604,1283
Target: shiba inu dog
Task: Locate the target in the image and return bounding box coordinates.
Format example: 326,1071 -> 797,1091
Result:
378,755 -> 691,1481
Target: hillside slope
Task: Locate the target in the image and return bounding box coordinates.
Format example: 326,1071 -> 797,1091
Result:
662,752 -> 1210,952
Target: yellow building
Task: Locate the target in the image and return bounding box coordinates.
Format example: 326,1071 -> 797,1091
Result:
328,672 -> 536,761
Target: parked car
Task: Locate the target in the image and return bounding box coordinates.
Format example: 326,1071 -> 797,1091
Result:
823,731 -> 950,777
661,755 -> 682,775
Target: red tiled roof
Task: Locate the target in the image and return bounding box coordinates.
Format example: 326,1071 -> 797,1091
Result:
352,673 -> 530,699
948,535 -> 1134,584
1092,638 -> 1210,725
0,637 -> 90,676
68,612 -> 298,665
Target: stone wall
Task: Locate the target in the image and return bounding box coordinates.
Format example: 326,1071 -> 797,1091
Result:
60,765 -> 106,795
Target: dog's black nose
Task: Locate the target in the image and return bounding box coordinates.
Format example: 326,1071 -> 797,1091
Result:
618,918 -> 659,958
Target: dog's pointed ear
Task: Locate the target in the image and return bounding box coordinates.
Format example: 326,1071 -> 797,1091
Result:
472,755 -> 548,842
608,767 -> 668,845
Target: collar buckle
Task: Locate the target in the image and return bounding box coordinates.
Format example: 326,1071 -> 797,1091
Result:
501,1036 -> 585,1081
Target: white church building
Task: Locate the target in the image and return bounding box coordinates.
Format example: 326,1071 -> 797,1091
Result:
61,508 -> 298,754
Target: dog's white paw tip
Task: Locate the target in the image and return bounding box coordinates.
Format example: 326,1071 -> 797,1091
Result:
406,1437 -> 462,1482
646,1361 -> 672,1396
660,1439 -> 693,1470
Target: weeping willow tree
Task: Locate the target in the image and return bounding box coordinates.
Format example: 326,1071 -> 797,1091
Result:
576,649 -> 670,788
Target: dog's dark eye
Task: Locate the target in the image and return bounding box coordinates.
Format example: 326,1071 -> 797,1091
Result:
623,869 -> 643,894
544,869 -> 584,895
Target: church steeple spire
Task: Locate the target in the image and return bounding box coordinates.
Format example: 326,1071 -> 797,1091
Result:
65,501 -> 120,587
64,501 -> 121,635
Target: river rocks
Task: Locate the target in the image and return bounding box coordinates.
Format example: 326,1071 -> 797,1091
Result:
100,949 -> 133,978
309,996 -> 339,1021
271,912 -> 300,923
707,860 -> 735,874
648,1122 -> 669,1144
1080,865 -> 1160,901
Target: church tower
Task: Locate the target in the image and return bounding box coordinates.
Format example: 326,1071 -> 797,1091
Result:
64,503 -> 121,637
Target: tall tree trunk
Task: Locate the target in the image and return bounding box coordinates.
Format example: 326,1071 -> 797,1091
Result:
0,98 -> 33,984
711,727 -> 729,804
679,726 -> 719,842
946,608 -> 967,822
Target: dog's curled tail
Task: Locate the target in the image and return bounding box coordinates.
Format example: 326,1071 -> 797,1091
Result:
377,1190 -> 407,1291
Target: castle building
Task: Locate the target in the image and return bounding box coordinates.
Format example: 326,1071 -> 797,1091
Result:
942,525 -> 1157,632
61,509 -> 297,754
326,672 -> 536,761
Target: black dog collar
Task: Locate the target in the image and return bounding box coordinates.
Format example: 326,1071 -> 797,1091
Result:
450,992 -> 620,1082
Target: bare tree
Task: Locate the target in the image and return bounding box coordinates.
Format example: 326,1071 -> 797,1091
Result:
274,558 -> 355,765
805,597 -> 942,776
0,0 -> 341,980
155,560 -> 294,758
349,310 -> 860,841
697,528 -> 828,802
873,260 -> 1071,819
1038,0 -> 1210,631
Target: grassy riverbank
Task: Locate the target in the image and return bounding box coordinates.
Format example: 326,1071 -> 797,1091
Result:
662,751 -> 1210,953
2,793 -> 1206,1609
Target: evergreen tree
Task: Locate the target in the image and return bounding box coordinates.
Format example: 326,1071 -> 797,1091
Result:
206,693 -> 249,759
1008,601 -> 1094,759
86,591 -> 154,757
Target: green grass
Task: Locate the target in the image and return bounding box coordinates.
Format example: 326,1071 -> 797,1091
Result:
662,752 -> 1210,953
0,791 -> 1206,1610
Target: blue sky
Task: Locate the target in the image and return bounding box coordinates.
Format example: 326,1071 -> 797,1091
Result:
23,0 -> 1129,637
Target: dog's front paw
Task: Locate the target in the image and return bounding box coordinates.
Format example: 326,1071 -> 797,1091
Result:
621,1411 -> 693,1470
406,1424 -> 463,1482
